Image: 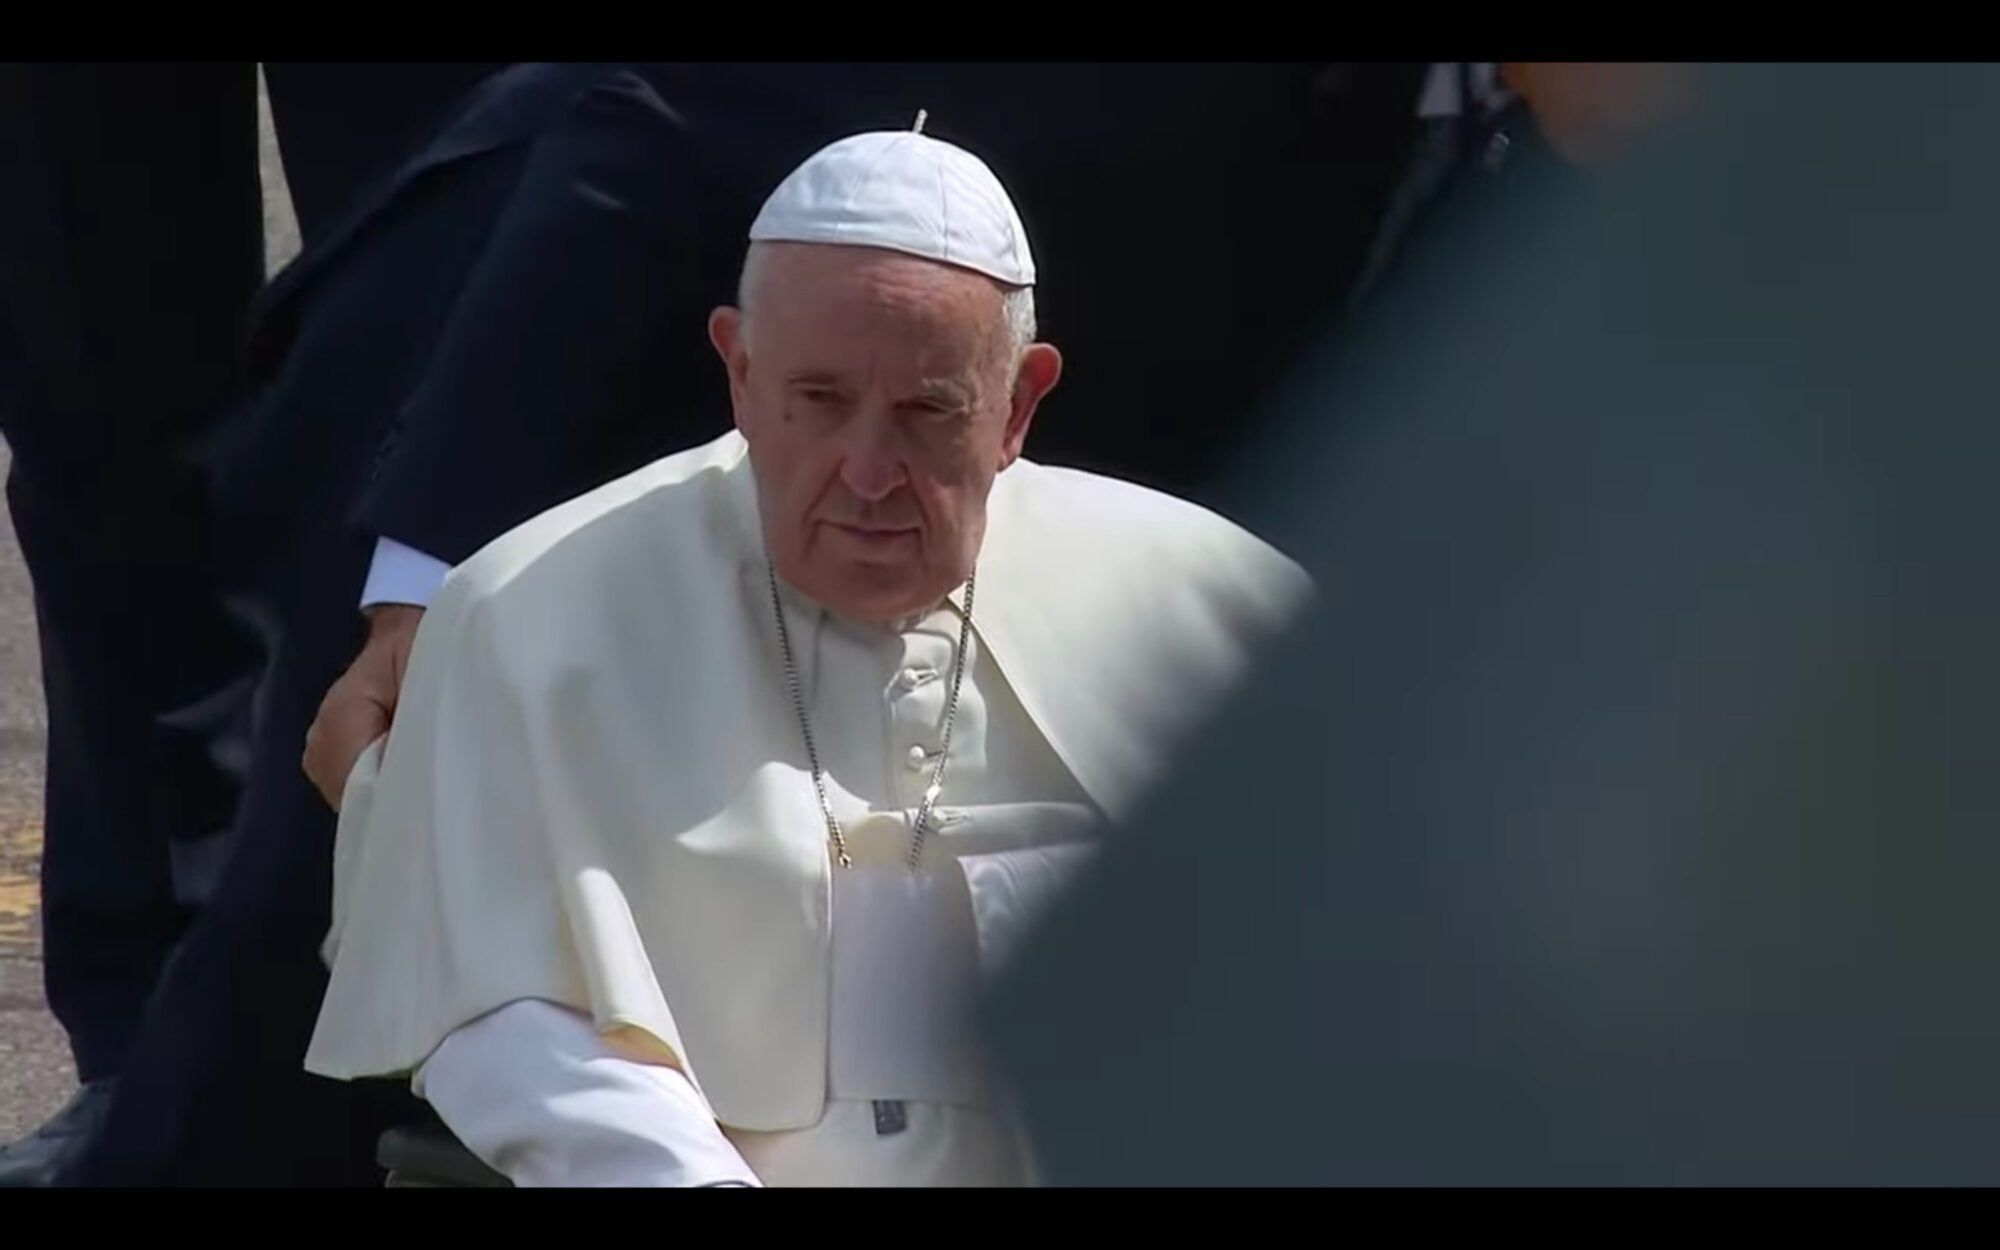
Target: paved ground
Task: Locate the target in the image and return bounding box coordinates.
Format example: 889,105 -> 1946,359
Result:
0,446 -> 61,1142
0,68 -> 300,1142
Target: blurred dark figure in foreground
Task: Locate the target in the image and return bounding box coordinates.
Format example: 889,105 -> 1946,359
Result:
991,62 -> 2000,1185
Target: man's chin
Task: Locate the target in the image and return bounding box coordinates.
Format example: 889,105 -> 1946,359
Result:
814,563 -> 936,624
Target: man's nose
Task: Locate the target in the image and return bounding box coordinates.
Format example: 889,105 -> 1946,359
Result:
837,415 -> 907,502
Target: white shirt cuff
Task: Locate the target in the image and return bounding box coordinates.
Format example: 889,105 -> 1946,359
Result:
359,537 -> 452,611
416,999 -> 763,1188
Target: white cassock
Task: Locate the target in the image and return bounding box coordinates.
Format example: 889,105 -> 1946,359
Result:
306,428 -> 1312,1186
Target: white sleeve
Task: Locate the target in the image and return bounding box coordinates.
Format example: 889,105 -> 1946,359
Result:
414,998 -> 763,1188
359,537 -> 453,611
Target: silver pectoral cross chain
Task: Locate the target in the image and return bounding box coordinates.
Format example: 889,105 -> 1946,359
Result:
765,562 -> 978,1138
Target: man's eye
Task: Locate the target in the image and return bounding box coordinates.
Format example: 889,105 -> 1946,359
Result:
800,388 -> 843,407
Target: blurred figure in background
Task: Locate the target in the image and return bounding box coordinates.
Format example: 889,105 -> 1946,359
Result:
1350,63 -> 1688,320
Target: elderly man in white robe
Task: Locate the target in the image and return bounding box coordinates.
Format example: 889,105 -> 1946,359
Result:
302,123 -> 1312,1187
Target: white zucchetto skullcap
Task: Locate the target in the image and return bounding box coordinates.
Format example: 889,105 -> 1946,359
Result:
748,113 -> 1035,288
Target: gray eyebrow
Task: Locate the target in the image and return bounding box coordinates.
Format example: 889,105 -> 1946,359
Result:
913,378 -> 975,407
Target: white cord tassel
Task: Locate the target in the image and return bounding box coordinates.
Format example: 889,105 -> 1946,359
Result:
913,108 -> 929,134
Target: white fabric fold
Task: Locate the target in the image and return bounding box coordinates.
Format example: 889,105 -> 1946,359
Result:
418,998 -> 762,1188
956,844 -> 1098,980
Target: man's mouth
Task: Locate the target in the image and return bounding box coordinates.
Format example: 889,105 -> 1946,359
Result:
822,520 -> 917,538
819,520 -> 920,560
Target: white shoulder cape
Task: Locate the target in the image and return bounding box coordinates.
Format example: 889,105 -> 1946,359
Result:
306,430 -> 1312,1130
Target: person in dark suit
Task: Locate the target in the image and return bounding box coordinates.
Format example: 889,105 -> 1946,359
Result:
30,61 -> 1436,1186
0,62 -> 506,1186
56,62 -> 718,1187
915,62 -> 1431,503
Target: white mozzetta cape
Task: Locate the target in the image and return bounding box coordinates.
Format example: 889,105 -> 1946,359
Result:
306,430 -> 1312,1131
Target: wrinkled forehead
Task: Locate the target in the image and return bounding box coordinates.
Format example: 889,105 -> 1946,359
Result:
745,242 -> 1011,365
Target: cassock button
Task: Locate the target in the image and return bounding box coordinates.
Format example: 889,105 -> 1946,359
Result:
898,667 -> 928,689
906,744 -> 931,769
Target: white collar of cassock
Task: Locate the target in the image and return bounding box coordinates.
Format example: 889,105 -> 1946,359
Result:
760,564 -> 973,725
763,569 -> 970,640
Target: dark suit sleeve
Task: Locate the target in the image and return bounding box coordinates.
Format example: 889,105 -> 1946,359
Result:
352,70 -> 745,565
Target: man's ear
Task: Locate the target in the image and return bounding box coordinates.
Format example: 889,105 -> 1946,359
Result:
1001,343 -> 1062,467
709,306 -> 751,434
